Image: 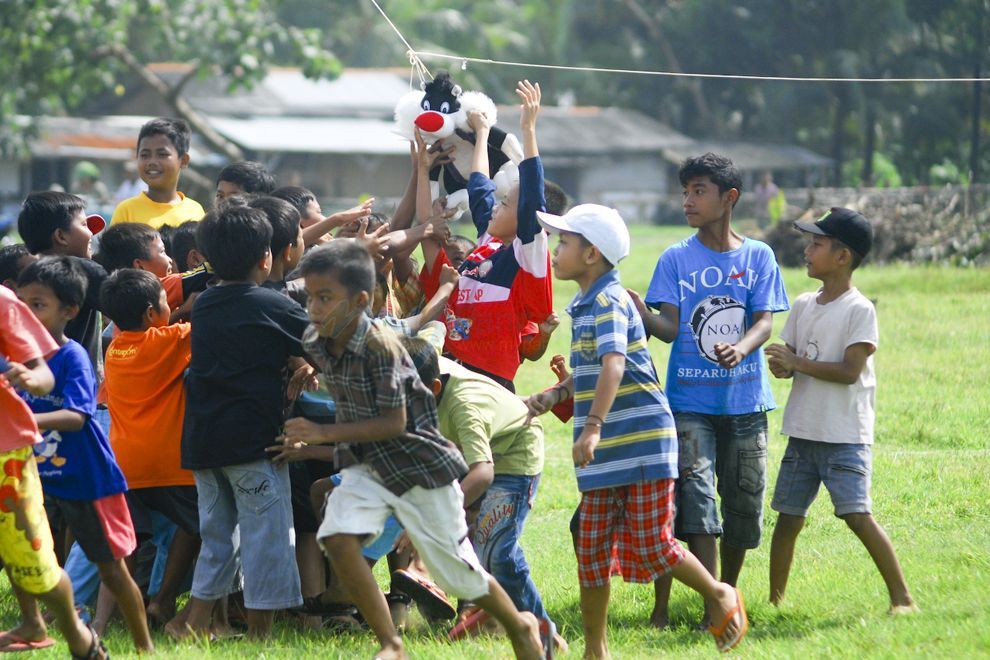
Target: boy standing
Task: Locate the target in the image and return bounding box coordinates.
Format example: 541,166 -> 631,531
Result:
111,118 -> 206,229
16,257 -> 153,652
526,204 -> 748,656
100,269 -> 202,625
174,206 -> 308,639
283,240 -> 546,660
632,153 -> 788,627
0,285 -> 107,658
764,208 -> 916,613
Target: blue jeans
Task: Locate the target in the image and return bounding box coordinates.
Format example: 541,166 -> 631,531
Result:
472,474 -> 549,623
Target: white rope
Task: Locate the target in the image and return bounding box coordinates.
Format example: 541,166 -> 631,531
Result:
415,51 -> 990,84
366,0 -> 990,84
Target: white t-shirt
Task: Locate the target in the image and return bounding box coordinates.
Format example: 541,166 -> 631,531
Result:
779,287 -> 878,444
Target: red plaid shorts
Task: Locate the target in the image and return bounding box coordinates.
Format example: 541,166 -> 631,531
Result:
575,478 -> 685,588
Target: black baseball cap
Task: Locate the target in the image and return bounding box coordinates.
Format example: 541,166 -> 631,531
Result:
794,207 -> 873,258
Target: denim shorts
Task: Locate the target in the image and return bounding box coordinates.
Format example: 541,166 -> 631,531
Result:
672,411 -> 768,549
191,459 -> 302,610
771,438 -> 872,518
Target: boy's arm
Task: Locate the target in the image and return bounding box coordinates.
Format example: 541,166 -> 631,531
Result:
519,313 -> 559,362
265,441 -> 335,466
282,405 -> 406,445
3,358 -> 55,396
461,462 -> 495,508
301,198 -> 375,247
765,342 -> 874,385
714,311 -> 773,368
628,290 -> 679,343
415,131 -> 445,274
34,410 -> 86,432
404,265 -> 458,333
517,80 -> 540,160
524,374 -> 573,424
574,352 -> 624,467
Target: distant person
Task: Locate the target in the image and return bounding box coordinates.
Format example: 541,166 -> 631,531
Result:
630,153 -> 788,631
765,208 -> 916,614
111,118 -> 206,229
113,160 -> 148,204
214,161 -> 277,206
71,161 -> 111,209
753,172 -> 783,226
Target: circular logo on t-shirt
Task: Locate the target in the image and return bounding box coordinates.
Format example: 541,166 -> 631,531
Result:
804,340 -> 820,361
690,295 -> 746,363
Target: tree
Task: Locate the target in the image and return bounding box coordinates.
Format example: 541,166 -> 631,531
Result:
0,0 -> 341,159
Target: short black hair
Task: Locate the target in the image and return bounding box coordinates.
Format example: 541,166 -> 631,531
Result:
828,237 -> 865,271
96,223 -> 158,272
544,180 -> 569,215
0,244 -> 31,284
271,186 -> 317,217
249,196 -> 301,258
217,161 -> 276,195
100,269 -> 163,331
157,223 -> 177,254
17,255 -> 87,307
678,152 -> 743,206
168,220 -> 200,271
448,235 -> 476,253
398,335 -> 440,386
17,191 -> 87,254
298,240 -> 375,298
196,206 -> 272,280
137,118 -> 192,157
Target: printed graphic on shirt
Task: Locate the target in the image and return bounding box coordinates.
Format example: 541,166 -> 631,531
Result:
689,295 -> 746,363
34,431 -> 67,469
803,340 -> 820,361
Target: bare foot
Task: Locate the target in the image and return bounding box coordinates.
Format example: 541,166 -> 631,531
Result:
889,603 -> 920,616
164,620 -> 213,642
507,611 -> 542,660
554,631 -> 570,654
0,622 -> 50,646
648,608 -> 669,630
373,642 -> 408,660
146,600 -> 176,627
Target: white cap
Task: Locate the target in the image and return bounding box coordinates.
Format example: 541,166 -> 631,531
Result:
536,204 -> 630,265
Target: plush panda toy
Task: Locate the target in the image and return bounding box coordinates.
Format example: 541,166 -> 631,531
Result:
394,70 -> 523,215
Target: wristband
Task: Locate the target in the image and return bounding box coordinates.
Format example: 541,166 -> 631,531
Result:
586,414 -> 604,427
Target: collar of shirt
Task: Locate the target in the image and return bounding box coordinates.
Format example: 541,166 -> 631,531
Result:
567,269 -> 621,315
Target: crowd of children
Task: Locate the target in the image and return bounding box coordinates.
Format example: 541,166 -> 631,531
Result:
0,79 -> 916,660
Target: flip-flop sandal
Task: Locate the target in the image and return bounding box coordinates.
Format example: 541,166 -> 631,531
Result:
390,569 -> 456,621
70,625 -> 108,660
0,631 -> 56,653
290,596 -> 360,618
448,607 -> 491,640
708,588 -> 749,653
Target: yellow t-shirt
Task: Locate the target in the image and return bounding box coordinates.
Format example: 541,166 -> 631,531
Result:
110,192 -> 205,229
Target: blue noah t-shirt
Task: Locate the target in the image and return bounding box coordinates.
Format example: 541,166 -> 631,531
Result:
645,235 -> 789,415
20,340 -> 128,500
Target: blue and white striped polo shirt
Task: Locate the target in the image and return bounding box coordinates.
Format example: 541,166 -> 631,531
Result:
567,269 -> 677,492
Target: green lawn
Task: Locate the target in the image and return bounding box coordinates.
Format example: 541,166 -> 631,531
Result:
4,223 -> 989,658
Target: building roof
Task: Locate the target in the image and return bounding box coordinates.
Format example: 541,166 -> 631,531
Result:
207,116 -> 408,154
662,140 -> 832,171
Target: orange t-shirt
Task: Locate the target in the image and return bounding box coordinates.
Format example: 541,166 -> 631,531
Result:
103,323 -> 193,488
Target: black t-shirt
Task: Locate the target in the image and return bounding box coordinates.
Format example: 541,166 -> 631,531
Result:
64,257 -> 108,380
181,282 -> 310,469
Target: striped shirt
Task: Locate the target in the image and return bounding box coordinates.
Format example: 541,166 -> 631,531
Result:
567,270 -> 677,492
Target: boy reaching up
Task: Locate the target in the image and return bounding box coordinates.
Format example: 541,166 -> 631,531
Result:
525,204 -> 748,656
765,208 -> 916,614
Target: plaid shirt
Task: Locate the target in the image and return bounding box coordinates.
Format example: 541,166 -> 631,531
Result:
303,314 -> 467,495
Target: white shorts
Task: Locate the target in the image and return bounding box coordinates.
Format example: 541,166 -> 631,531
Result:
318,464 -> 490,601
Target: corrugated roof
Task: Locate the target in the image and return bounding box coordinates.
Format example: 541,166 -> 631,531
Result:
663,140 -> 832,170
207,116 -> 409,154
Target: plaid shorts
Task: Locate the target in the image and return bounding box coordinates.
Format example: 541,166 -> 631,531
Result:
575,478 -> 685,588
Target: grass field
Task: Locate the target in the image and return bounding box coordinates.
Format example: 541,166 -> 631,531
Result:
4,223 -> 989,658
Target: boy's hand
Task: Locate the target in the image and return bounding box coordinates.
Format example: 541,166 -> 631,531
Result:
550,354 -> 569,382
287,363 -> 318,400
333,198 -> 375,226
626,288 -> 649,318
439,263 -> 459,287
4,361 -> 47,396
516,80 -> 541,131
426,217 -> 452,243
573,426 -> 600,467
522,390 -> 555,426
714,342 -> 747,368
467,110 -> 491,134
283,417 -> 326,445
171,291 -> 199,322
265,441 -> 312,466
765,343 -> 796,378
355,218 -> 390,258
538,312 -> 559,336
414,130 -> 449,172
